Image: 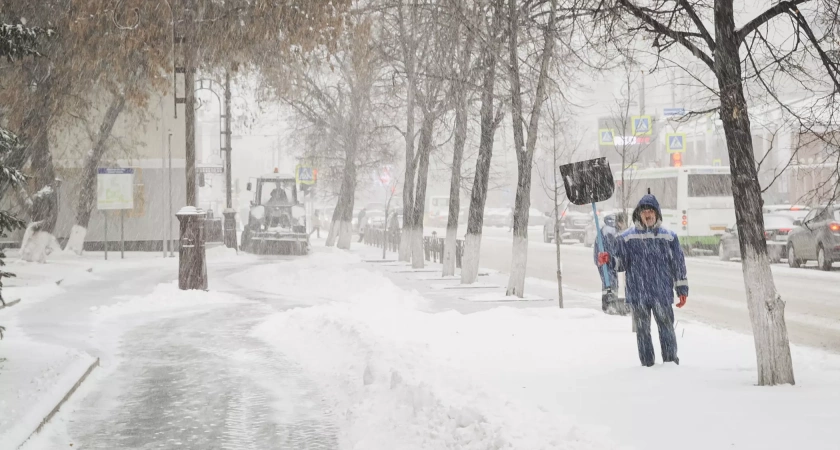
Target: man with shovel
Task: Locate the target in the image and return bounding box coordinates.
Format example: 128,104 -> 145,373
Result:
593,212 -> 626,313
597,194 -> 688,366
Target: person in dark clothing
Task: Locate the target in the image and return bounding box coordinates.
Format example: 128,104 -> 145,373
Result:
357,208 -> 367,242
592,212 -> 627,312
598,194 -> 688,366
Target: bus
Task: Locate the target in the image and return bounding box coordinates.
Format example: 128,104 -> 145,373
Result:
615,165 -> 735,251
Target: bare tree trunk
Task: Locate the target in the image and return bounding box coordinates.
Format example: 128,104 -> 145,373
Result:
715,0 -> 794,385
461,41 -> 500,284
19,77 -> 60,263
553,176 -> 564,308
337,126 -> 359,250
398,3 -> 418,263
326,189 -> 345,247
505,0 -> 556,297
66,93 -> 127,255
442,80 -> 470,276
411,115 -> 434,269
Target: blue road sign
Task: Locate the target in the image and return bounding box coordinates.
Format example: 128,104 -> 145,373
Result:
632,116 -> 652,135
666,133 -> 686,153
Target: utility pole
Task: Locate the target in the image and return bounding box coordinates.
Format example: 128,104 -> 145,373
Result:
639,70 -> 645,115
222,69 -> 238,249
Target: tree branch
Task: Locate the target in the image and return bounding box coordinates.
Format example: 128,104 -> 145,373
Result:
616,0 -> 715,70
676,0 -> 715,52
736,0 -> 809,44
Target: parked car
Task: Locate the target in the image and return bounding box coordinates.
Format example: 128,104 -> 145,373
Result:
787,205 -> 840,270
485,208 -> 511,227
507,207 -> 547,228
719,214 -> 796,263
543,208 -> 591,243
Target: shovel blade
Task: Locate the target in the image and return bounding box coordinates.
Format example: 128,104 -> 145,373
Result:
559,158 -> 615,205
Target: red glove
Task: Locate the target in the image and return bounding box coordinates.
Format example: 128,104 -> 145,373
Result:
597,252 -> 610,267
677,295 -> 687,308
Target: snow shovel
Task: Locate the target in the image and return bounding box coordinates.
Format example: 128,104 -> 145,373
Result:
559,158 -> 628,316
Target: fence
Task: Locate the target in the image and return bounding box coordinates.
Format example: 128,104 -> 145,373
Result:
364,227 -> 464,268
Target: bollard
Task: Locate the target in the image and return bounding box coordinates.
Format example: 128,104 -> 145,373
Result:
223,208 -> 237,249
176,206 -> 208,290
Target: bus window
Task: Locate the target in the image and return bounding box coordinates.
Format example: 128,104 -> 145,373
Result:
688,174 -> 732,197
632,177 -> 677,209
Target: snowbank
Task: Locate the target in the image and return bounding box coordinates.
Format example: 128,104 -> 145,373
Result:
250,250 -> 840,450
91,282 -> 248,319
0,336 -> 97,449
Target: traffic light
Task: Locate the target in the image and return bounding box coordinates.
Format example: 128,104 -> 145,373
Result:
670,152 -> 683,167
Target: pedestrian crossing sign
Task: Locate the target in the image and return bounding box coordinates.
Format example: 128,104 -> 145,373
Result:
598,128 -> 615,146
296,165 -> 316,185
632,115 -> 652,136
666,133 -> 686,153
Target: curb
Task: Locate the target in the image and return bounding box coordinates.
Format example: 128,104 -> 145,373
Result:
18,356 -> 100,449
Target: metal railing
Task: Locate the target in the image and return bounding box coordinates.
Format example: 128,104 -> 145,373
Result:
364,227 -> 464,268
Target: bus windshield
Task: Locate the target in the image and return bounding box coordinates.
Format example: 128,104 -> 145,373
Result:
688,174 -> 732,197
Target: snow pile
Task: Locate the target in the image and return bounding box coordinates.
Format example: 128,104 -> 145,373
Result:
229,248 -> 428,310
248,249 -> 617,449
64,225 -> 87,255
92,282 -> 248,319
251,250 -> 840,450
19,223 -> 60,263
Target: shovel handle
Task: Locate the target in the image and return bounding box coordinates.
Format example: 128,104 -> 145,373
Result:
592,202 -> 611,290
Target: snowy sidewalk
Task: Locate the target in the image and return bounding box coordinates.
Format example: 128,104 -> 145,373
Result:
246,242 -> 840,450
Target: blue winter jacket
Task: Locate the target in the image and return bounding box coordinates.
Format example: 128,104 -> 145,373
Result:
609,195 -> 689,306
593,215 -> 619,293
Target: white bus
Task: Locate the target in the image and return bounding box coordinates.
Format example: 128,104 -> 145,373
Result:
615,165 -> 736,250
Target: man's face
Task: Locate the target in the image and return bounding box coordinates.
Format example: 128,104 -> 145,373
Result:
640,208 -> 657,227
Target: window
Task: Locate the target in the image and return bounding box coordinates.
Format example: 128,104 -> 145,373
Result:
688,174 -> 733,197
634,177 -> 678,209
814,207 -> 832,222
260,180 -> 295,205
764,215 -> 794,229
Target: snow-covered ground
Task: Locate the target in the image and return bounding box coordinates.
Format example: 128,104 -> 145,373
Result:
3,243 -> 839,449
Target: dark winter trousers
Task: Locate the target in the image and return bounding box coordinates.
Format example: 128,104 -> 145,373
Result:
631,302 -> 678,366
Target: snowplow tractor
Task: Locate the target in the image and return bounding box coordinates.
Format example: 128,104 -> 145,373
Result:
240,173 -> 309,255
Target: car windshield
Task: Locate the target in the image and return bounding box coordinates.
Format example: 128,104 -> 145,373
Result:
260,180 -> 295,205
764,215 -> 794,229
835,209 -> 840,222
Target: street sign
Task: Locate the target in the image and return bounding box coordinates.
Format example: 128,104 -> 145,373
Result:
197,165 -> 224,174
713,158 -> 722,167
632,115 -> 652,136
296,165 -> 316,185
663,108 -> 686,117
97,168 -> 134,210
598,128 -> 615,146
666,133 -> 686,153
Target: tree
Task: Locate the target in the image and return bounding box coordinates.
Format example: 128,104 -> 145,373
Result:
461,0 -> 508,284
535,98 -> 583,308
505,0 -> 558,297
442,7 -> 477,277
0,18 -> 49,336
607,67 -> 650,216
594,0 -> 840,385
268,16 -> 389,249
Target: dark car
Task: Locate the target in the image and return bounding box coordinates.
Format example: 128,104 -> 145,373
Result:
543,208 -> 591,243
719,214 -> 796,263
787,205 -> 840,270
